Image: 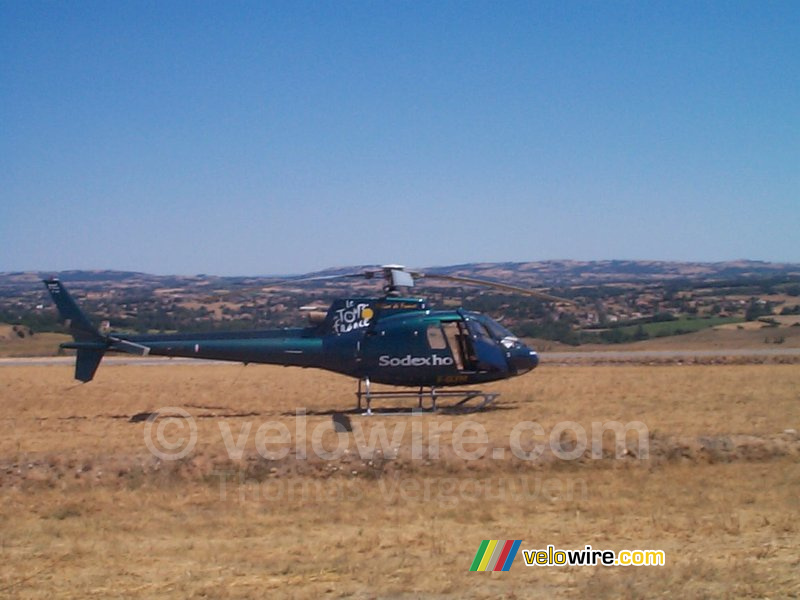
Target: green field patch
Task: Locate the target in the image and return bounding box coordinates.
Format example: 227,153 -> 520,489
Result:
617,316 -> 743,338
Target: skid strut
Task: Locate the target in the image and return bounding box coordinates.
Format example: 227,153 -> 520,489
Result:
355,378 -> 499,415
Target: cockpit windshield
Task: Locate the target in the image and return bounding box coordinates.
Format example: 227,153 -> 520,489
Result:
467,313 -> 519,343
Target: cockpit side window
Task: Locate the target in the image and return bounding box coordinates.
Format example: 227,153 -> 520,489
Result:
466,319 -> 493,343
482,318 -> 518,341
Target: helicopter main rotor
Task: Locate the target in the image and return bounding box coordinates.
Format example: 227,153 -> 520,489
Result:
234,264 -> 572,303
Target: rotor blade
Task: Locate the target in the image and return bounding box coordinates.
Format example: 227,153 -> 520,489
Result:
416,273 -> 573,303
201,271 -> 375,301
255,272 -> 368,286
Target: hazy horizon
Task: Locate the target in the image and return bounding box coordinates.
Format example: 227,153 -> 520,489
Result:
3,257 -> 800,280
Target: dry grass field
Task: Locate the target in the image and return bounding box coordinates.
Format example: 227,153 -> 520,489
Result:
1,362 -> 799,598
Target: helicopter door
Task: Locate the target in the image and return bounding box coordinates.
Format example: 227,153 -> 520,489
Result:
441,321 -> 477,371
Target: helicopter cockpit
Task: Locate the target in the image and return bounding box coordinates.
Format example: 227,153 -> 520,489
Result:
423,311 -> 538,375
463,312 -> 539,374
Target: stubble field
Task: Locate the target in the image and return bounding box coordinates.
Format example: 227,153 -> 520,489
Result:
1,362 -> 798,598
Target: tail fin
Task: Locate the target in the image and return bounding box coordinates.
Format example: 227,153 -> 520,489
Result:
43,279 -> 103,341
74,348 -> 105,382
43,278 -> 107,382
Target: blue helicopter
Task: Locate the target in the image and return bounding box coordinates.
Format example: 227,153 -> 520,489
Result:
44,266 -> 568,413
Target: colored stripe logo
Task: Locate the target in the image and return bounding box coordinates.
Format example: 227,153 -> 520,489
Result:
470,540 -> 522,571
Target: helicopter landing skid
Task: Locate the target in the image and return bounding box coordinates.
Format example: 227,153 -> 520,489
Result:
355,378 -> 499,415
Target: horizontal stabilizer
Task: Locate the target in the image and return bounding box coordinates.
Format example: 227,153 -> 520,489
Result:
109,338 -> 151,356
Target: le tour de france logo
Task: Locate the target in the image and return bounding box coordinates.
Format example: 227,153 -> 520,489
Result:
333,301 -> 374,334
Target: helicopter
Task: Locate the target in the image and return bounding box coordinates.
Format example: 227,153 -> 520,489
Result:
43,266 -> 569,413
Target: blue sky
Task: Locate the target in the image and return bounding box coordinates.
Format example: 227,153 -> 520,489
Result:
1,1 -> 798,275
